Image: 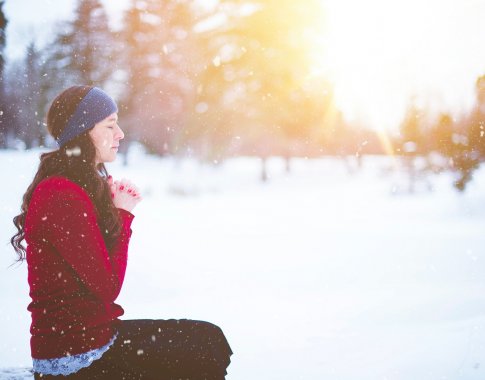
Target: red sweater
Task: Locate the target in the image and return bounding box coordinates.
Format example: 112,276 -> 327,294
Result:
24,175 -> 134,359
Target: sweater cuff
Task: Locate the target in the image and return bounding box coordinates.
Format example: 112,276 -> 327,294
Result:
117,208 -> 135,236
117,207 -> 135,221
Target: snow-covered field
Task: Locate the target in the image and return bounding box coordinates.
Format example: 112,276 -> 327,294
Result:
1,146 -> 485,380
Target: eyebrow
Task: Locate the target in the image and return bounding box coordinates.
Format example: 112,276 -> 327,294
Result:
106,116 -> 118,122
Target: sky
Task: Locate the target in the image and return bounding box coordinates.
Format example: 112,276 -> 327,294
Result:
3,0 -> 485,131
317,0 -> 485,130
3,0 -> 130,59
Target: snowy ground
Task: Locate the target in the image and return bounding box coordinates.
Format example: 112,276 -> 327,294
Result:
1,146 -> 485,380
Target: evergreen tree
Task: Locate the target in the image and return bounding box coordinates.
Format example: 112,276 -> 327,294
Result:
398,102 -> 426,193
446,74 -> 485,191
184,0 -> 329,167
5,38 -> 62,149
399,102 -> 425,155
47,0 -> 114,88
468,75 -> 485,159
16,42 -> 43,148
0,1 -> 8,147
118,0 -> 196,157
431,113 -> 478,192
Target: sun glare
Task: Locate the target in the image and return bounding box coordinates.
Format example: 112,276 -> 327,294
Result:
310,0 -> 485,132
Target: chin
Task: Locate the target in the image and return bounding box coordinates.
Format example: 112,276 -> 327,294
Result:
102,154 -> 117,163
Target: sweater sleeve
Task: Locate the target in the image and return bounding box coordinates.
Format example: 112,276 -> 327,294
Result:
34,178 -> 134,303
110,208 -> 135,288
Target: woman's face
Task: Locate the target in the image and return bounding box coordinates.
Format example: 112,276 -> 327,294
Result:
89,113 -> 124,164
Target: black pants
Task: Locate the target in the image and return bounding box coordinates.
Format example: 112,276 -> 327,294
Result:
34,319 -> 233,380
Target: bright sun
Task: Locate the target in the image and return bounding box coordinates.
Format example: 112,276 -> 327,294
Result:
309,0 -> 485,132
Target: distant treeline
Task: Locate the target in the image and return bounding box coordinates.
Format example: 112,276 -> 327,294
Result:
0,0 -> 483,190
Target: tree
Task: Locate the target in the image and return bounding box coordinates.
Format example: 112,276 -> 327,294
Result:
118,0 -> 196,160
446,74 -> 485,191
398,102 -> 426,192
0,1 -> 8,147
431,113 -> 478,192
16,42 -> 44,148
182,0 -> 330,176
278,84 -> 335,171
47,0 -> 114,88
468,75 -> 485,159
399,101 -> 425,155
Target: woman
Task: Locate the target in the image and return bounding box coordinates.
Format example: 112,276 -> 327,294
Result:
10,85 -> 233,379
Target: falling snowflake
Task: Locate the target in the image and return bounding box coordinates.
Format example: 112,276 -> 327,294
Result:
212,56 -> 221,67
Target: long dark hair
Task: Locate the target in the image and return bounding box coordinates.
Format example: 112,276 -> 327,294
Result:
10,85 -> 122,262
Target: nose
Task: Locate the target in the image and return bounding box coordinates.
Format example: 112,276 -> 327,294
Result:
115,124 -> 124,140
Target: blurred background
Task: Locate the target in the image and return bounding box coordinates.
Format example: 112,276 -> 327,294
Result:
1,1 -> 485,379
0,0 -> 484,189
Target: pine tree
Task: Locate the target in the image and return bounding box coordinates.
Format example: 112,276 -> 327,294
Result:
398,102 -> 426,193
0,1 -> 8,147
118,0 -> 196,157
399,102 -> 424,155
16,42 -> 43,148
47,0 -> 114,87
432,113 -> 478,192
468,75 -> 485,159
184,0 -> 329,170
447,74 -> 485,191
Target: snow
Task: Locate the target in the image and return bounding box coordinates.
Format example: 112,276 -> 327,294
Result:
1,146 -> 485,379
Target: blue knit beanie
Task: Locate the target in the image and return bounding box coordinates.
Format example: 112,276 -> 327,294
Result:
56,87 -> 118,148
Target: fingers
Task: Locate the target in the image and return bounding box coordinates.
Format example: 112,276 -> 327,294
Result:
107,176 -> 116,198
124,179 -> 140,198
112,178 -> 141,199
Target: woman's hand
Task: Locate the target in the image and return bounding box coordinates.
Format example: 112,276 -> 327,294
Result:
108,176 -> 142,213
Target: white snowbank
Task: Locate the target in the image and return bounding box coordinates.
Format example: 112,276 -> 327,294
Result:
1,147 -> 485,379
